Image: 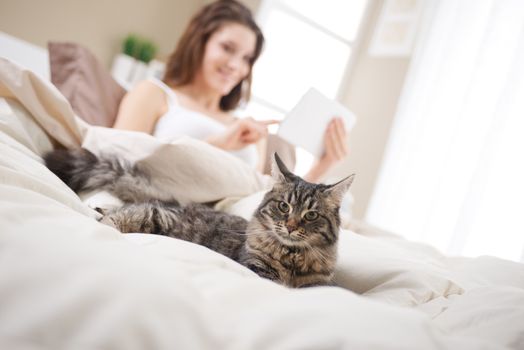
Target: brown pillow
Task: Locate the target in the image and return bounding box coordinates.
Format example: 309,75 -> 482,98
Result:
48,42 -> 126,127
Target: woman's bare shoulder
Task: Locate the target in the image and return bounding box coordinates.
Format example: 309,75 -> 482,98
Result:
128,80 -> 165,99
113,80 -> 168,131
124,80 -> 168,114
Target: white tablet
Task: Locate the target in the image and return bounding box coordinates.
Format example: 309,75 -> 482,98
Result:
277,88 -> 356,158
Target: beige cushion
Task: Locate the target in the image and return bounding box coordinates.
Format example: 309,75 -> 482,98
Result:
48,42 -> 126,127
263,134 -> 296,175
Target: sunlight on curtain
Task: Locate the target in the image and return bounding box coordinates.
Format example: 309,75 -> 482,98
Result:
366,0 -> 524,262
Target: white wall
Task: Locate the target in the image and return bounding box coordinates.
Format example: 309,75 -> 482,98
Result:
0,0 -> 202,67
328,0 -> 411,220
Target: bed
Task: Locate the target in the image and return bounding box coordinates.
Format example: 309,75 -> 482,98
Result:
1,48 -> 524,349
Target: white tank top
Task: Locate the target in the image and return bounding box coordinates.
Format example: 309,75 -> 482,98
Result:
150,78 -> 259,168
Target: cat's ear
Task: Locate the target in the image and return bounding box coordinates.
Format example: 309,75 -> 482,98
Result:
324,174 -> 355,204
271,152 -> 295,183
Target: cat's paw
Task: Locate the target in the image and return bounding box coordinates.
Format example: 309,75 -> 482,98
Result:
94,207 -> 107,215
298,280 -> 338,288
98,215 -> 119,230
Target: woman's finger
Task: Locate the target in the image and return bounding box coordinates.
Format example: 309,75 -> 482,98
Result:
260,119 -> 280,126
333,118 -> 348,157
240,119 -> 264,136
241,126 -> 264,143
323,126 -> 334,158
328,123 -> 345,160
247,119 -> 269,133
325,123 -> 339,158
333,117 -> 346,143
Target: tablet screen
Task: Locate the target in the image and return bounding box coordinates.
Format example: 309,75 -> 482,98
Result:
277,88 -> 356,158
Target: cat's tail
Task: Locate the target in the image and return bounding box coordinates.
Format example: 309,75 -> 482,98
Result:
44,148 -> 105,192
44,148 -> 178,204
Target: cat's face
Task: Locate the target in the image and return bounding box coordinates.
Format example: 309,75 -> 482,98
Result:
254,154 -> 354,248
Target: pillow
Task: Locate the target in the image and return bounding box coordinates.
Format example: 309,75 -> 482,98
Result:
335,230 -> 464,307
48,42 -> 126,127
82,127 -> 271,205
262,134 -> 295,175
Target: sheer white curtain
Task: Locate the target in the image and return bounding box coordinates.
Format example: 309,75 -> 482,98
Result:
366,0 -> 524,262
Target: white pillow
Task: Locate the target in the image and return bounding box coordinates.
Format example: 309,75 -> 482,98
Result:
0,98 -> 99,219
336,231 -> 464,306
82,127 -> 271,204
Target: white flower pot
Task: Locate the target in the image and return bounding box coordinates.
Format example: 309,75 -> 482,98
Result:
111,53 -> 135,88
111,54 -> 165,89
130,60 -> 148,85
146,59 -> 166,80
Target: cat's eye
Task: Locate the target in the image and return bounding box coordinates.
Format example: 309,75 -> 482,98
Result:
278,201 -> 290,213
304,211 -> 319,221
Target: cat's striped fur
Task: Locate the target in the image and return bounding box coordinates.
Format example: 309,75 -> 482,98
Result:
44,148 -> 354,288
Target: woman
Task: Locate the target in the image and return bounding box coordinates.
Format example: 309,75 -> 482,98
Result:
113,0 -> 348,182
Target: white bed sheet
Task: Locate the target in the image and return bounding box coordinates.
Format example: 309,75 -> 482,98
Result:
1,57 -> 524,349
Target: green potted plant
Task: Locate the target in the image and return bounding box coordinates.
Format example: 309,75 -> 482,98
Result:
131,40 -> 158,84
137,41 -> 157,64
111,34 -> 160,89
123,34 -> 141,58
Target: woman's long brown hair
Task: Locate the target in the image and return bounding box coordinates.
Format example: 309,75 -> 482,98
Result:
163,0 -> 264,111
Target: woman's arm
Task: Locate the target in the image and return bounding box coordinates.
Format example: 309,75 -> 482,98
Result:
113,81 -> 166,134
304,117 -> 348,183
206,118 -> 277,151
255,136 -> 268,173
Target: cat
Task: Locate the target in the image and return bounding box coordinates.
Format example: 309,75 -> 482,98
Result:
44,148 -> 354,288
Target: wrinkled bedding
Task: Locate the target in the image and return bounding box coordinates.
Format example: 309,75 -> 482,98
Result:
1,57 -> 524,349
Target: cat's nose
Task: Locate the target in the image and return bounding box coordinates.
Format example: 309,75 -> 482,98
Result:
286,219 -> 298,233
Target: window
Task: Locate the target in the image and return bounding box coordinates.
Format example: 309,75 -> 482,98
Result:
365,0 -> 524,262
242,0 -> 369,174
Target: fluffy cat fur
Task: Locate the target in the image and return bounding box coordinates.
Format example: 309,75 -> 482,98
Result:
44,148 -> 354,288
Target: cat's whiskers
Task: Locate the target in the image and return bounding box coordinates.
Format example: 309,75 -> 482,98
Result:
215,227 -> 265,237
301,240 -> 330,265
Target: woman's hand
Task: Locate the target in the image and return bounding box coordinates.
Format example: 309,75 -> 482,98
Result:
304,117 -> 349,183
207,118 -> 278,151
320,117 -> 349,167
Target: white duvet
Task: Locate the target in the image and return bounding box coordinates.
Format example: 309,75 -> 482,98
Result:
1,57 -> 524,349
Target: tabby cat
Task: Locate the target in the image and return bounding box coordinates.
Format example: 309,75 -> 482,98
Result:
44,148 -> 354,288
